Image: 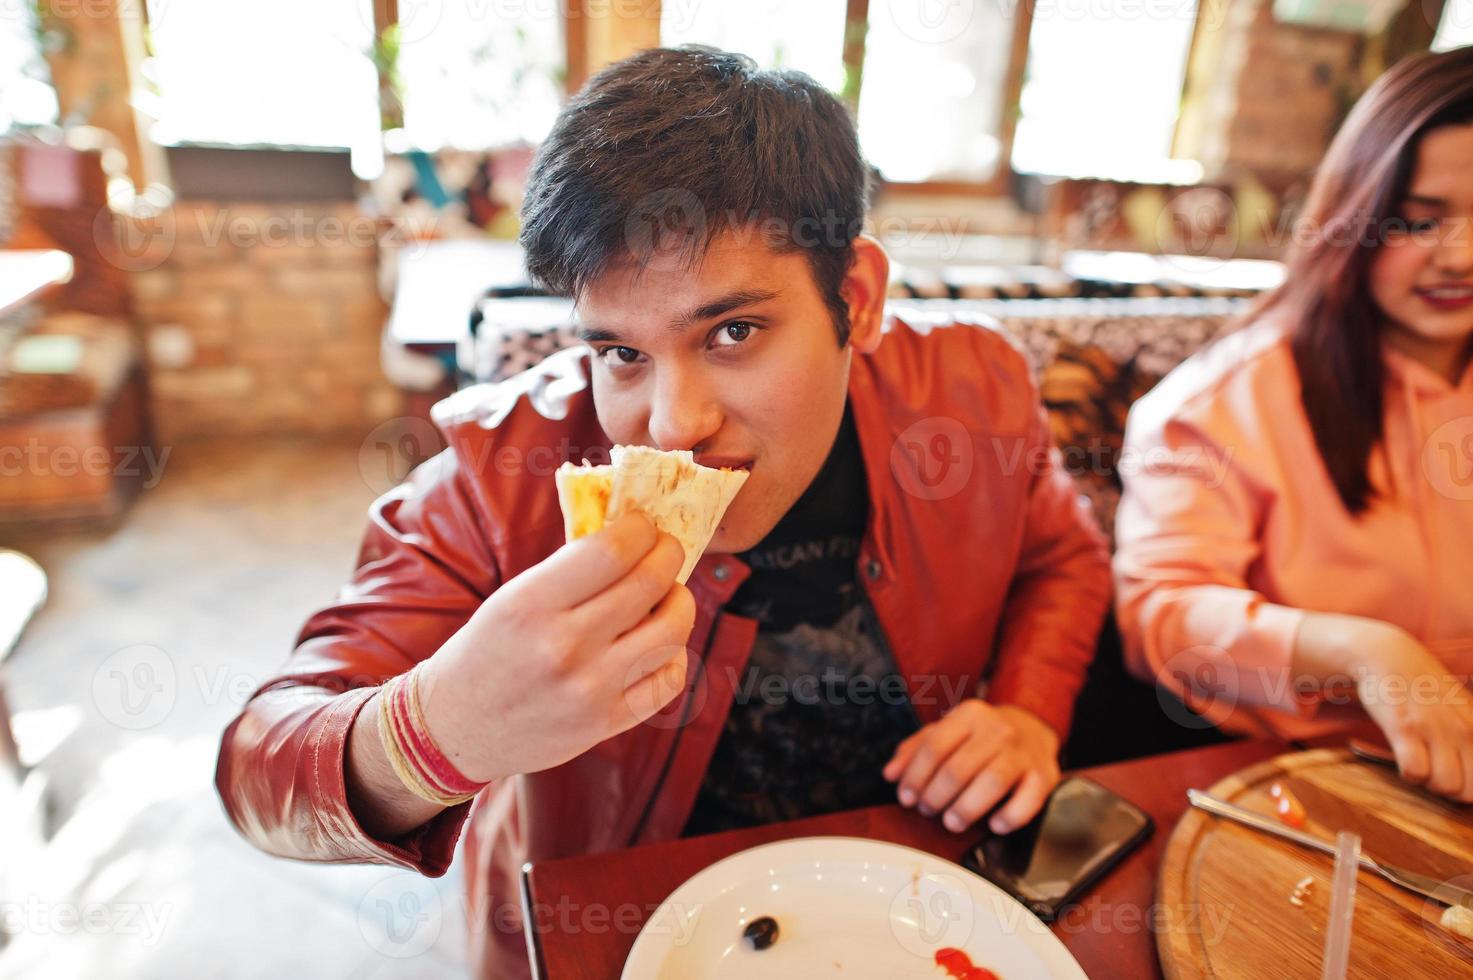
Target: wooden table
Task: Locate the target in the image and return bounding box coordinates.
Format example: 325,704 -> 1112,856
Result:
522,738 -> 1290,979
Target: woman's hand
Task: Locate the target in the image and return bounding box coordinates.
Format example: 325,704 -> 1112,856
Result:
1354,622 -> 1473,802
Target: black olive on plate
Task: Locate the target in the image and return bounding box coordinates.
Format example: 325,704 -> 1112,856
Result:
742,916 -> 779,950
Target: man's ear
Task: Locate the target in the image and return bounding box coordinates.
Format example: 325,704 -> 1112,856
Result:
841,234 -> 890,354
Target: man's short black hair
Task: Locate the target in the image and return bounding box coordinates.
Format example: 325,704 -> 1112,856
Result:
520,45 -> 872,344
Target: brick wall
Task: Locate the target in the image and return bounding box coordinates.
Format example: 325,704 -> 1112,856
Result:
132,201 -> 402,443
1224,1 -> 1364,180
1184,0 -> 1364,184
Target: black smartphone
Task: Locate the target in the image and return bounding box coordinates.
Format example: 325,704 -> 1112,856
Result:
960,776 -> 1153,921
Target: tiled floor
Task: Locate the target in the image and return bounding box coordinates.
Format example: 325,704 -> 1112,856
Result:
0,437 -> 470,979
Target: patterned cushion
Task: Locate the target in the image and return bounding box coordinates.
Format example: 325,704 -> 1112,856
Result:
459,296 -> 1248,536
1040,342 -> 1163,540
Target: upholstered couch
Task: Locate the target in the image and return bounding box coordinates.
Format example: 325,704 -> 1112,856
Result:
461,293 -> 1256,766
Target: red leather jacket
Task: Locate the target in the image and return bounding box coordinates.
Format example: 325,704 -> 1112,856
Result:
215,312 -> 1110,979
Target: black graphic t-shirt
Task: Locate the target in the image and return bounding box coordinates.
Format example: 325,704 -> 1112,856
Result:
682,407 -> 920,836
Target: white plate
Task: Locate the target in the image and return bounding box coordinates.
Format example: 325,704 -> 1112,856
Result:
621,836 -> 1089,979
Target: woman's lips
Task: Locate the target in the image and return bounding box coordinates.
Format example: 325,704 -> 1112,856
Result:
1415,284 -> 1473,312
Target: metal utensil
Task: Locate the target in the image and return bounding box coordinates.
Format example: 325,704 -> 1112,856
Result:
1187,789 -> 1473,912
1347,739 -> 1397,769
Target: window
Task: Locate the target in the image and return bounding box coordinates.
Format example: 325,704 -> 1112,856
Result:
857,0 -> 1018,183
0,1 -> 57,132
141,0 -> 379,150
659,0 -> 850,93
394,2 -> 564,150
1011,0 -> 1201,182
1434,0 -> 1473,51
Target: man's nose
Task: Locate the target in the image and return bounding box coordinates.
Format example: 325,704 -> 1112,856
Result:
646,366 -> 722,452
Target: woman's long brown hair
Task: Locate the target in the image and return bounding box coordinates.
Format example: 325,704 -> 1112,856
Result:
1251,46 -> 1473,514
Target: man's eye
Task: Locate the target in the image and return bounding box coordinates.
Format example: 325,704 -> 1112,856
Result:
712,322 -> 756,347
1408,217 -> 1441,234
599,346 -> 642,365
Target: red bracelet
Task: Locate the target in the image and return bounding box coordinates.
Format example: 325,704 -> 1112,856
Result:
397,666 -> 487,796
378,665 -> 488,805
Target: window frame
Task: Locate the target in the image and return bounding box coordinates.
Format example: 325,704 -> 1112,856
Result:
845,0 -> 1038,197
137,0 -> 1200,197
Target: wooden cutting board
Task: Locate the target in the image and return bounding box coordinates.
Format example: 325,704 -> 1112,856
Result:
1158,748 -> 1473,978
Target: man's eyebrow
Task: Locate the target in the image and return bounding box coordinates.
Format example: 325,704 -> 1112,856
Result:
1403,194 -> 1447,208
576,325 -> 619,343
678,288 -> 780,329
575,288 -> 781,344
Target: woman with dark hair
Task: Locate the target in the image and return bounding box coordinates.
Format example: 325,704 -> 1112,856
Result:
1115,46 -> 1473,800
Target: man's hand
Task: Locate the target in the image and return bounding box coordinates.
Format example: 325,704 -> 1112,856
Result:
415,511 -> 696,783
883,700 -> 1061,835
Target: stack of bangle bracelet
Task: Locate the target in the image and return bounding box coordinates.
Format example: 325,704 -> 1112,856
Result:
377,663 -> 488,806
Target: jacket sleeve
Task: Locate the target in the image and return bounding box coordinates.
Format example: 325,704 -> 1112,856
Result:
214,448 -> 498,873
1112,398 -> 1309,716
986,396 -> 1113,740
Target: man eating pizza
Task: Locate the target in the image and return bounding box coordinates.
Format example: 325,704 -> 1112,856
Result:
215,46 -> 1110,979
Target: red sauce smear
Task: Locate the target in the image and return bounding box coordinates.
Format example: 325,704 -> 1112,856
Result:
934,947 -> 1000,980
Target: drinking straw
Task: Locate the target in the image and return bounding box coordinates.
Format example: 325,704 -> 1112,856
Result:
1321,830 -> 1361,980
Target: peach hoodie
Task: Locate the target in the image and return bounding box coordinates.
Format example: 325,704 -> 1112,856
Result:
1114,321 -> 1473,740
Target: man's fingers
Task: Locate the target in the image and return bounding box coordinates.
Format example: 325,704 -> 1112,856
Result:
523,512 -> 661,608
939,756 -> 1025,833
918,738 -> 1002,816
572,531 -> 686,639
895,720 -> 970,808
614,650 -> 689,731
609,585 -> 697,676
984,768 -> 1057,835
884,733 -> 921,783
